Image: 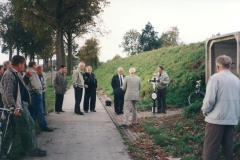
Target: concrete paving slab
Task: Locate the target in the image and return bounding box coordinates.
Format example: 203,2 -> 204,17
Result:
24,86 -> 131,160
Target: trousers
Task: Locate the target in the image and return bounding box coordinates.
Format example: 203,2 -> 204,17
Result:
74,87 -> 83,113
14,101 -> 37,152
29,93 -> 47,130
203,123 -> 234,160
83,88 -> 96,111
55,93 -> 64,112
123,100 -> 138,126
157,87 -> 167,112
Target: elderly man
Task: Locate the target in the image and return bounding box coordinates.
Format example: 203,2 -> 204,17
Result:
36,66 -> 47,115
201,55 -> 240,160
156,66 -> 169,114
83,66 -> 97,112
3,60 -> 10,72
120,67 -> 141,128
1,55 -> 47,157
72,62 -> 85,115
111,67 -> 125,115
53,65 -> 67,114
27,62 -> 53,132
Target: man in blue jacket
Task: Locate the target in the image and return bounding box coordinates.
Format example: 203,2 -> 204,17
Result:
202,55 -> 240,160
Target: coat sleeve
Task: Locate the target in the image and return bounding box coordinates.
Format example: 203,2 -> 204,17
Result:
111,75 -> 115,89
163,73 -> 170,85
201,76 -> 218,115
53,73 -> 58,89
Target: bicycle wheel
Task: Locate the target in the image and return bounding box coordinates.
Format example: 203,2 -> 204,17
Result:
188,91 -> 205,105
2,114 -> 15,156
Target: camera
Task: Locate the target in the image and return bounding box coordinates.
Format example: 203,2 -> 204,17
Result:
148,78 -> 157,83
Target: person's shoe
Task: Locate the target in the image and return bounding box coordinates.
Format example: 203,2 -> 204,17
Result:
119,124 -> 128,129
55,112 -> 60,114
76,112 -> 84,115
162,110 -> 166,114
90,110 -> 96,112
28,148 -> 47,157
84,111 -> 88,113
42,127 -> 54,132
60,110 -> 65,112
119,111 -> 124,114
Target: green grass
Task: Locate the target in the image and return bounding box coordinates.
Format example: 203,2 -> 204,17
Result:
94,42 -> 206,109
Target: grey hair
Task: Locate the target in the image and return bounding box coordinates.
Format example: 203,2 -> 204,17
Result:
129,67 -> 136,74
117,67 -> 123,71
216,55 -> 232,68
86,66 -> 92,70
78,62 -> 85,67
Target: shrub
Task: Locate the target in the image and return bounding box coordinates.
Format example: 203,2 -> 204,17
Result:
183,101 -> 202,118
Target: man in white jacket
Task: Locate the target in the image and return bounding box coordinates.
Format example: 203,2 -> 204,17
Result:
201,55 -> 240,160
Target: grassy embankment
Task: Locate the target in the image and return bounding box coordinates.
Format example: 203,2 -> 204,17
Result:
94,42 -> 206,109
94,42 -> 240,159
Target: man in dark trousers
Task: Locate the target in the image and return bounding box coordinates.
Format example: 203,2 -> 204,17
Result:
111,67 -> 125,115
83,66 -> 97,112
72,62 -> 85,115
156,66 -> 170,114
53,65 -> 67,114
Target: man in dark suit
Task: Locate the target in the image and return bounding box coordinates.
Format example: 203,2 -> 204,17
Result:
111,67 -> 125,115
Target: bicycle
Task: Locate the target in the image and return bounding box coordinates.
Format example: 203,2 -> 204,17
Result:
188,80 -> 205,105
0,107 -> 18,159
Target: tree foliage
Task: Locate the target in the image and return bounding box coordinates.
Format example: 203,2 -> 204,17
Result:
120,29 -> 142,56
139,22 -> 161,52
161,26 -> 180,47
11,0 -> 108,69
79,38 -> 100,70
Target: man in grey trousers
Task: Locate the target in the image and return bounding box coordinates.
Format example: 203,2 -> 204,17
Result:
120,67 -> 141,128
201,55 -> 240,160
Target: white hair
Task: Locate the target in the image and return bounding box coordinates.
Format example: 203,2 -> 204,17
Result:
86,66 -> 92,70
78,62 -> 85,67
129,67 -> 136,74
117,67 -> 123,72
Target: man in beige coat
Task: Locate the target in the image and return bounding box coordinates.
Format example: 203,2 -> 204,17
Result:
120,67 -> 141,128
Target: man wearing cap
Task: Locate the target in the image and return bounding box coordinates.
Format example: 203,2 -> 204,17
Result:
53,65 -> 67,114
202,55 -> 240,160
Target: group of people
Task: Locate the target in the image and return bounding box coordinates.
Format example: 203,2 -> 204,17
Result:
0,56 -> 50,157
1,54 -> 239,159
111,66 -> 170,128
53,62 -> 97,115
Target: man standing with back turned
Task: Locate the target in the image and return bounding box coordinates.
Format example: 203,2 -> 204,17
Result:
202,55 -> 240,160
111,67 -> 125,115
120,67 -> 141,128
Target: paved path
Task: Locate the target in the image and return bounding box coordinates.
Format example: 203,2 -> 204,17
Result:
24,86 -> 131,160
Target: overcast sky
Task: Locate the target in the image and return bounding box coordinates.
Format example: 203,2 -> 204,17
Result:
0,0 -> 240,64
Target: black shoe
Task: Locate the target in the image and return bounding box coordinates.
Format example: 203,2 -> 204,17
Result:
55,112 -> 60,114
84,111 -> 88,113
119,111 -> 124,114
60,110 -> 65,112
42,127 -> 54,132
162,111 -> 166,114
28,148 -> 47,157
90,110 -> 96,112
76,112 -> 84,115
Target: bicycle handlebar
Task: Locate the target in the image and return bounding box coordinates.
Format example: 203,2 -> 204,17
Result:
0,107 -> 20,113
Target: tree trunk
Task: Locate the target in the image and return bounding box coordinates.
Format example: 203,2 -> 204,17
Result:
56,24 -> 63,70
67,30 -> 72,76
8,44 -> 13,60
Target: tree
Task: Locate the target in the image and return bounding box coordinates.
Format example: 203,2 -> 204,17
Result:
111,54 -> 122,61
79,38 -> 100,69
120,29 -> 142,56
11,0 -> 108,70
161,26 -> 180,47
139,22 -> 161,52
